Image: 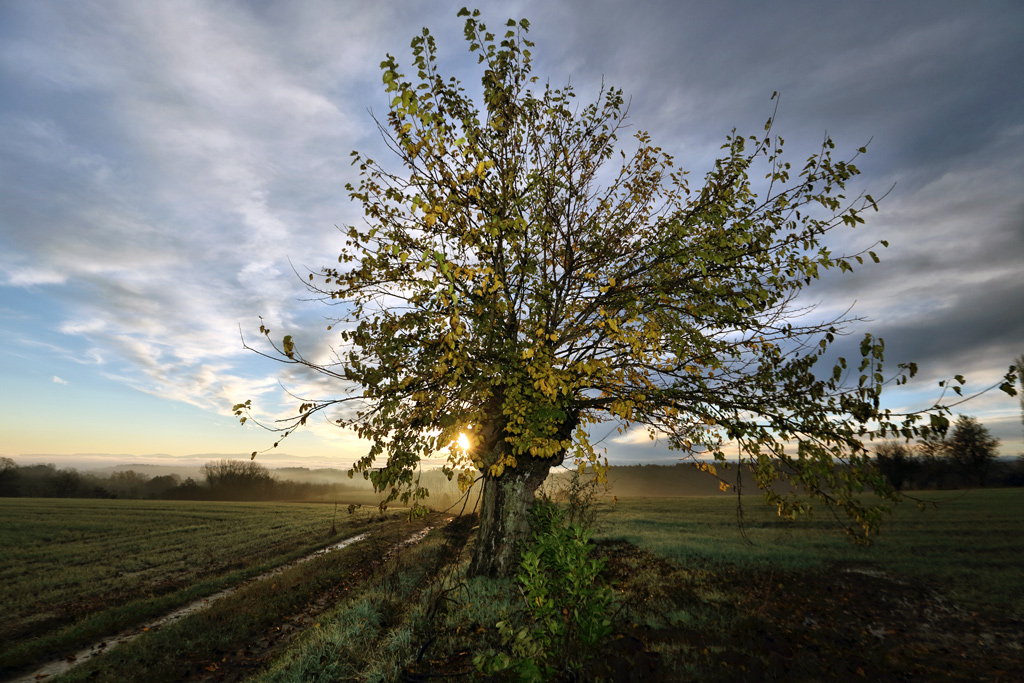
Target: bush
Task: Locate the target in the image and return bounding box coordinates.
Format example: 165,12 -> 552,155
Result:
476,500 -> 614,681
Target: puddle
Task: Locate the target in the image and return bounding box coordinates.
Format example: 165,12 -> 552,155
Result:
9,531 -> 375,683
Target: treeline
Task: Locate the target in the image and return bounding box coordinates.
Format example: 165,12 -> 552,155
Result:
0,458 -> 379,502
874,415 -> 1024,490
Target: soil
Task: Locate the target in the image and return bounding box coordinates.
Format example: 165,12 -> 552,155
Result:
184,519 -> 457,683
591,539 -> 1024,682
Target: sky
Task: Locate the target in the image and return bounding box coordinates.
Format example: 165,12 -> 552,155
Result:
2,0 -> 1022,470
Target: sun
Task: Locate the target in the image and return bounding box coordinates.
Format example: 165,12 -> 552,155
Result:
456,433 -> 471,451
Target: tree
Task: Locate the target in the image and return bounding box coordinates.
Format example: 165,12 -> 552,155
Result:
1016,353 -> 1024,444
238,9 -> 1020,578
200,459 -> 276,500
873,441 -> 917,491
0,456 -> 19,496
907,423 -> 953,488
51,468 -> 82,498
144,474 -> 181,499
946,415 -> 1000,487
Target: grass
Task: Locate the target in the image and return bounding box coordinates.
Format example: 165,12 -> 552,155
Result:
5,489 -> 1023,681
52,514 -> 444,683
0,497 -> 386,675
249,518 -> 473,683
335,488 -> 1024,681
592,488 -> 1024,615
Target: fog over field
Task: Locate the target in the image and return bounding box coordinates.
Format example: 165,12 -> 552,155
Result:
1,0 -> 1022,467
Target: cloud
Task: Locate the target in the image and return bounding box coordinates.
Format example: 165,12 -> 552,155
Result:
52,375 -> 68,385
1,0 -> 1021,462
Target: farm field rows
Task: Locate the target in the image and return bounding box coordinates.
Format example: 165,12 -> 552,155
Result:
0,498 -> 391,676
3,490 -> 1023,681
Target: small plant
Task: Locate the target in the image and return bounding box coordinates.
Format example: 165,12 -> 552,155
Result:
476,500 -> 615,680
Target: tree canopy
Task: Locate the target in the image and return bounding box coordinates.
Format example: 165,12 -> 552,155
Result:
946,415 -> 1000,486
238,9 -> 1019,577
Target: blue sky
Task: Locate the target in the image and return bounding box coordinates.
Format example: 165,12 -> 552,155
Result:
2,0 -> 1022,470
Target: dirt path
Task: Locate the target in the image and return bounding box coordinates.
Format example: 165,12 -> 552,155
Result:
185,523 -> 445,683
7,525 -> 441,683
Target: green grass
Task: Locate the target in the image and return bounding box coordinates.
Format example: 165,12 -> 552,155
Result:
593,488 -> 1024,614
249,527 -> 460,683
0,497 -> 385,675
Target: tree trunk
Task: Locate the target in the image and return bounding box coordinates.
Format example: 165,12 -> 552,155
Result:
468,454 -> 554,578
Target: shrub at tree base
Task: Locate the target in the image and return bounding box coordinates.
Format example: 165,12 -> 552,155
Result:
475,500 -> 614,681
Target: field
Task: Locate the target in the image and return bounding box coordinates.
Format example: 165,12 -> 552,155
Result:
584,489 -> 1024,680
1,490 -> 1022,681
0,498 -> 406,677
593,488 -> 1024,614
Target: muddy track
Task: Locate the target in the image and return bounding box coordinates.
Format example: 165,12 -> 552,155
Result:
185,522 -> 450,683
7,520 -> 449,683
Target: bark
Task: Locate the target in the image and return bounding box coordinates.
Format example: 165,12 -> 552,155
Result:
468,453 -> 554,578
467,406 -> 579,578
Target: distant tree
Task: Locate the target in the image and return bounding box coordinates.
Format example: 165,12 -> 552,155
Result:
50,468 -> 82,497
1016,353 -> 1024,445
873,441 -> 917,491
174,477 -> 205,500
946,415 -> 1000,487
1009,457 -> 1024,487
201,459 -> 276,500
144,474 -> 181,498
110,469 -> 149,482
916,427 -> 949,460
109,469 -> 150,497
15,463 -> 55,497
0,457 -> 19,496
238,9 -> 1020,578
906,426 -> 949,488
